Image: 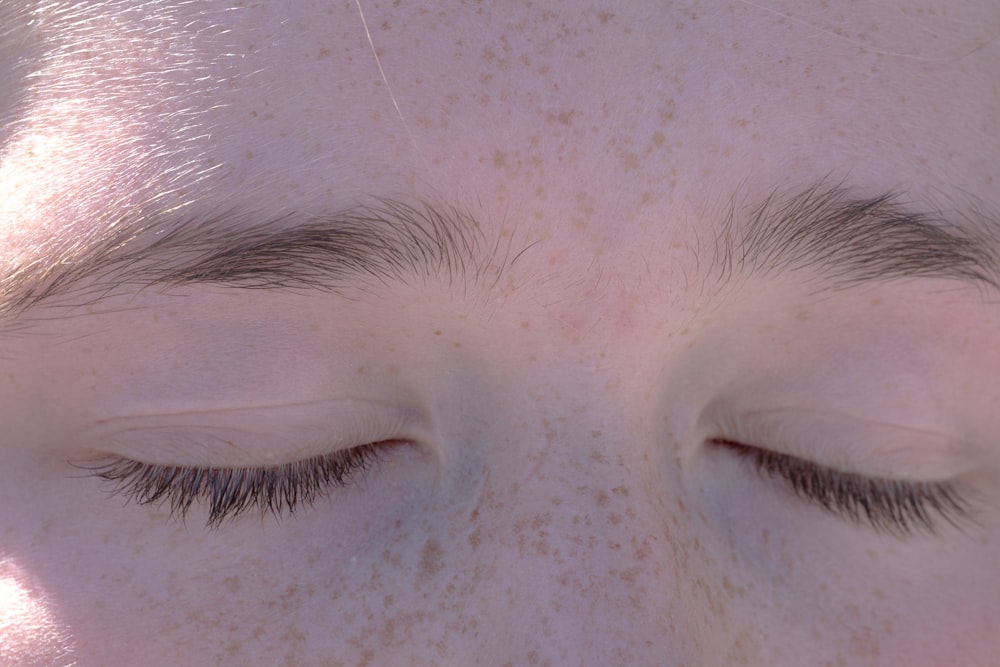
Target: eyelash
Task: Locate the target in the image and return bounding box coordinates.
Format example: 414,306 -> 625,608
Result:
712,439 -> 974,536
84,435 -> 975,535
83,444 -> 382,527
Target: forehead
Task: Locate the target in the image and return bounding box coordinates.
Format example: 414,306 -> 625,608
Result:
0,0 -> 998,289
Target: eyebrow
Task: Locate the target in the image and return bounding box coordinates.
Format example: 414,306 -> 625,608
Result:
711,181 -> 1000,294
1,181 -> 998,323
0,198 -> 506,321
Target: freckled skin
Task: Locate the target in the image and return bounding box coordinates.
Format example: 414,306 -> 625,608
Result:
1,0 -> 1000,665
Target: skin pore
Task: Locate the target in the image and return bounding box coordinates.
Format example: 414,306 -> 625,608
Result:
1,0 -> 999,665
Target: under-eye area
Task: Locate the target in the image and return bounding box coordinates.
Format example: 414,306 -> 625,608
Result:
77,443 -> 386,527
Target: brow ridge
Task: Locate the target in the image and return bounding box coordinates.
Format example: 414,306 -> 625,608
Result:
711,182 -> 1000,293
0,198 -> 500,320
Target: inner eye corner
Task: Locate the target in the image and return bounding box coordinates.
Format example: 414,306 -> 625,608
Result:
704,435 -> 751,452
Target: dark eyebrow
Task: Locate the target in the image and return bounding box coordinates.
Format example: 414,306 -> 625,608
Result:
711,181 -> 1000,293
0,198 -> 505,321
2,181 -> 998,324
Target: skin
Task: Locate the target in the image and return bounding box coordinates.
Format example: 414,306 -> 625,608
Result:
1,0 -> 1000,665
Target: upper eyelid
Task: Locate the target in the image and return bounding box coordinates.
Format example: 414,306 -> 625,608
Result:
81,444 -> 384,527
701,406 -> 976,482
713,438 -> 977,536
81,399 -> 420,467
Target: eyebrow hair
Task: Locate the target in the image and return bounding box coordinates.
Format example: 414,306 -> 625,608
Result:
711,181 -> 1000,294
2,181 -> 998,324
0,198 -> 505,321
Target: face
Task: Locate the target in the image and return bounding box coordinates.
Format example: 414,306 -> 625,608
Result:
2,1 -> 999,664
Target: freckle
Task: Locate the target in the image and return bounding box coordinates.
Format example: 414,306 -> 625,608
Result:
543,423 -> 557,442
590,449 -> 608,464
417,539 -> 445,582
596,491 -> 609,507
223,575 -> 241,593
318,47 -> 331,59
433,329 -> 442,335
356,364 -> 369,376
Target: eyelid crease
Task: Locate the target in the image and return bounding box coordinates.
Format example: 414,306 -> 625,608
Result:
89,397 -> 395,421
80,398 -> 421,467
703,406 -> 978,481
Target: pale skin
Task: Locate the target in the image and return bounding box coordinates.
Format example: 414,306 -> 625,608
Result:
2,0 -> 1000,665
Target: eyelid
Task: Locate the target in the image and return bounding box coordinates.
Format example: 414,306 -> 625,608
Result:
701,406 -> 977,482
82,443 -> 386,527
714,439 -> 976,536
81,398 -> 421,467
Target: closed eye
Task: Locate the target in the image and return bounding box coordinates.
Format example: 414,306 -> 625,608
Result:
711,438 -> 975,536
78,443 -> 384,527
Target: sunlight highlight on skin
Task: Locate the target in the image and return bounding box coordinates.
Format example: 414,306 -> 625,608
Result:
0,562 -> 74,667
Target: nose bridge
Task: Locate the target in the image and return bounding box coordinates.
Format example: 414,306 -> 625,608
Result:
453,391 -> 708,665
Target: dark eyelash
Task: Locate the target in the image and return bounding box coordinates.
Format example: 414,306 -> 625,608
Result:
81,444 -> 381,527
713,439 -> 974,536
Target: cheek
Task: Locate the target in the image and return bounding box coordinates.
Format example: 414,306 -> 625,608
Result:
0,562 -> 74,665
876,593 -> 1000,666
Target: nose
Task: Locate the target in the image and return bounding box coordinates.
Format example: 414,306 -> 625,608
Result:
438,397 -> 721,666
